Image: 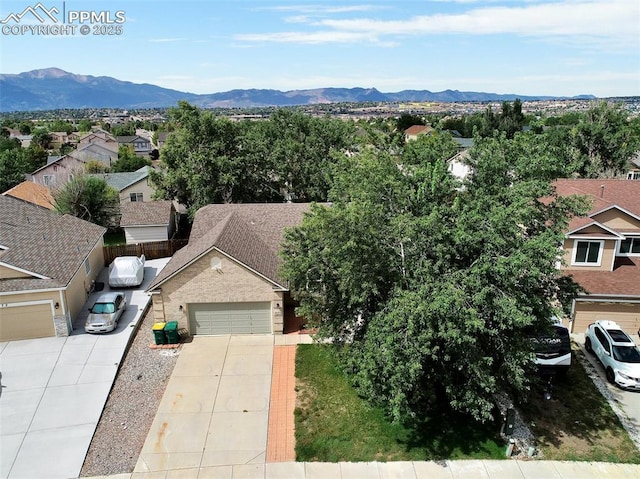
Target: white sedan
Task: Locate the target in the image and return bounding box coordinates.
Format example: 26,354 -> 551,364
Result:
85,292 -> 127,333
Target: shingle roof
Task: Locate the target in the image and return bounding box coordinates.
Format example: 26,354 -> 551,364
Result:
404,125 -> 432,136
0,195 -> 106,292
2,181 -> 54,209
88,166 -> 150,192
567,257 -> 640,297
120,200 -> 173,227
147,202 -> 313,291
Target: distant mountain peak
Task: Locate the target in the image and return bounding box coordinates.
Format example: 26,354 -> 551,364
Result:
0,67 -> 597,112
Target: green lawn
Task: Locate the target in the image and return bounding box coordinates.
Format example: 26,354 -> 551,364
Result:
518,345 -> 639,463
294,344 -> 505,462
295,343 -> 639,463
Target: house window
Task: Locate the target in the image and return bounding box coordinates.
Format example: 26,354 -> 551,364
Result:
84,258 -> 91,274
619,238 -> 640,255
130,192 -> 143,202
571,240 -> 603,265
43,175 -> 55,187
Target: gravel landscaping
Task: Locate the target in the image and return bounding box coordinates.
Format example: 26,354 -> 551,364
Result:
80,308 -> 180,477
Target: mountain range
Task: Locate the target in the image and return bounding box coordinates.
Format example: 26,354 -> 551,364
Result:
0,68 -> 596,112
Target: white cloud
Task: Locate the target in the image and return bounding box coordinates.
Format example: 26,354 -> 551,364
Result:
237,0 -> 638,49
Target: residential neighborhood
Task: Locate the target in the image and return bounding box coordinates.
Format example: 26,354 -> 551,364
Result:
1,100 -> 640,479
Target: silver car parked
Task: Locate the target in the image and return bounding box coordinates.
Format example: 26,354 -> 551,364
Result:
85,292 -> 127,333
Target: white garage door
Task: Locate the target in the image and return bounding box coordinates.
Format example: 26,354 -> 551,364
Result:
573,301 -> 640,335
189,302 -> 271,335
0,303 -> 55,341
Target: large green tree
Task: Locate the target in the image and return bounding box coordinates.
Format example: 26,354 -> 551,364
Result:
281,135 -> 587,423
151,102 -> 356,215
112,145 -> 151,172
53,176 -> 120,227
0,148 -> 28,191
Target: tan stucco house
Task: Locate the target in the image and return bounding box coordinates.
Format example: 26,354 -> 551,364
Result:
0,195 -> 106,341
556,179 -> 640,334
146,203 -> 311,336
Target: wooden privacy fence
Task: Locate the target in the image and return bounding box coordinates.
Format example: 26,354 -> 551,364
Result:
103,239 -> 188,265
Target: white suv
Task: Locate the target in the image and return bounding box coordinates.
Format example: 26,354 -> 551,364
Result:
585,320 -> 640,390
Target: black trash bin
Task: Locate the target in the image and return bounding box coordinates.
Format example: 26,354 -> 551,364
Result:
164,321 -> 179,344
152,322 -> 167,345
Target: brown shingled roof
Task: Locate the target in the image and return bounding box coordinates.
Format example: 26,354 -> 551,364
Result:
2,181 -> 54,209
120,200 -> 174,227
566,257 -> 640,297
147,203 -> 314,291
0,195 -> 106,292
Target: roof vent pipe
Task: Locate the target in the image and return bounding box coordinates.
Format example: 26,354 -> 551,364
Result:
600,185 -> 605,198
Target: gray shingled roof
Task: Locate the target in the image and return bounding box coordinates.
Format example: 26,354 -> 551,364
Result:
120,200 -> 174,227
147,203 -> 314,291
88,166 -> 150,192
0,195 -> 106,292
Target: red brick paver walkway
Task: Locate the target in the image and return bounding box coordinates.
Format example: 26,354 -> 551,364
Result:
267,345 -> 297,462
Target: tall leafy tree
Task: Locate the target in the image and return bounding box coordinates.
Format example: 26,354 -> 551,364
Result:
112,145 -> 151,172
53,176 -> 120,227
281,135 -> 587,423
0,148 -> 28,191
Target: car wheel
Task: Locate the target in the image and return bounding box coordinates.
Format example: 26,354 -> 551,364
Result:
606,368 -> 616,385
585,337 -> 593,354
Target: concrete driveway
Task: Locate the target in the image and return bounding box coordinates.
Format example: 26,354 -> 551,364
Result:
573,333 -> 640,450
0,258 -> 170,479
134,334 -> 274,477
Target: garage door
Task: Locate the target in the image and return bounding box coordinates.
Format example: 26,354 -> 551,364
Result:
573,301 -> 640,335
0,303 -> 55,341
189,302 -> 271,335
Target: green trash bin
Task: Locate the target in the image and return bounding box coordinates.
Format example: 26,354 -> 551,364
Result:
164,321 -> 179,344
152,322 -> 167,345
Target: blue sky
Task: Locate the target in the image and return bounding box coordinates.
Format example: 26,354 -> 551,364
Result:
1,0 -> 638,97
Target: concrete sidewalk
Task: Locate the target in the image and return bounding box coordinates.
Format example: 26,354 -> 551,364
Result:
0,258 -> 170,479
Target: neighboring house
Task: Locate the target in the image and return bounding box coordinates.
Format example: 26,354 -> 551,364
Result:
89,166 -> 154,203
146,203 -> 313,336
2,181 -> 55,209
117,135 -> 153,157
404,124 -> 434,142
447,150 -> 473,183
70,142 -> 118,167
49,131 -> 72,148
0,195 -> 105,341
31,154 -> 85,188
556,179 -> 640,334
120,200 -> 176,244
78,129 -> 119,152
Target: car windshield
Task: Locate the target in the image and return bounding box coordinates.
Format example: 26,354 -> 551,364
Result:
91,302 -> 115,314
612,345 -> 640,363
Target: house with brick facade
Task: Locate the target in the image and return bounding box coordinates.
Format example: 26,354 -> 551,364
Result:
146,203 -> 312,336
556,179 -> 640,335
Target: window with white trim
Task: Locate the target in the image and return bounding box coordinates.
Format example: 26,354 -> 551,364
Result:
43,175 -> 55,187
84,258 -> 91,274
619,238 -> 640,255
571,240 -> 603,265
130,192 -> 143,202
